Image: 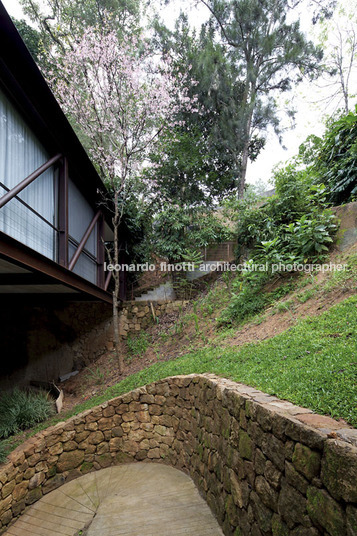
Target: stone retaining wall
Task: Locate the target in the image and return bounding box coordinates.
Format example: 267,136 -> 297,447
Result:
1,374 -> 357,535
0,301 -> 112,389
118,300 -> 189,339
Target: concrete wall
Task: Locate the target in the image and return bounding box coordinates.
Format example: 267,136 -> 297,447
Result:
333,201 -> 357,251
0,301 -> 112,389
201,241 -> 236,262
1,374 -> 356,535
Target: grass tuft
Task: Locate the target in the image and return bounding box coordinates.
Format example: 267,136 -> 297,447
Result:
0,388 -> 55,439
126,332 -> 150,360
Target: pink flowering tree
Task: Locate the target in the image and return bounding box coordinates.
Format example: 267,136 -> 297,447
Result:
50,28 -> 195,372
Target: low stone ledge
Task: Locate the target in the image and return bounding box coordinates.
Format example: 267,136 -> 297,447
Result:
0,374 -> 356,536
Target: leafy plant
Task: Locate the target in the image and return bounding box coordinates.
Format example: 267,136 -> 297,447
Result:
126,332 -> 150,359
297,289 -> 316,303
219,271 -> 269,325
284,211 -> 338,262
312,108 -> 357,204
86,366 -> 106,385
275,299 -> 294,313
0,389 -> 54,439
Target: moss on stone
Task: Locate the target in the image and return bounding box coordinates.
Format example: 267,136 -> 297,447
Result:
307,486 -> 345,536
292,443 -> 320,480
239,431 -> 253,461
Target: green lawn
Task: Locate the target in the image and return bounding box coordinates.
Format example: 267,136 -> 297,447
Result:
72,295 -> 357,427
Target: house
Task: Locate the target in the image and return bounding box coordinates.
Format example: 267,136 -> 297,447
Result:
0,2 -> 122,387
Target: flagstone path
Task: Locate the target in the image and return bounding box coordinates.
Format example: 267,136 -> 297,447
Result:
3,463 -> 224,536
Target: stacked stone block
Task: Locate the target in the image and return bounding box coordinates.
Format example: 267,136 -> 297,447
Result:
118,300 -> 189,339
0,374 -> 357,535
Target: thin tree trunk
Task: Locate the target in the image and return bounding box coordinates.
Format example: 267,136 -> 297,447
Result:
239,141 -> 249,198
238,105 -> 254,199
112,196 -> 124,374
238,71 -> 256,198
112,288 -> 122,373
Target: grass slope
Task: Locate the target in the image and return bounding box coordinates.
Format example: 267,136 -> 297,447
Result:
73,295 -> 357,427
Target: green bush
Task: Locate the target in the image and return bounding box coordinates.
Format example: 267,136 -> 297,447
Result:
230,164 -> 327,257
283,210 -> 337,262
0,388 -> 55,439
219,271 -> 269,325
312,108 -> 357,204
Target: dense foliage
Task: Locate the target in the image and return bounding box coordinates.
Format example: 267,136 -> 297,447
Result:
221,161 -> 338,324
147,18 -> 249,206
199,0 -> 324,196
153,206 -> 232,264
311,108 -> 357,204
0,389 -> 54,439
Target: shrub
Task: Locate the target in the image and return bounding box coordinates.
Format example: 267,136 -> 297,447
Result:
312,108 -> 357,204
219,271 -> 269,325
283,210 -> 338,262
0,388 -> 54,439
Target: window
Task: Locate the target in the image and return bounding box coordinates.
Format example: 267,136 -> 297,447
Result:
68,179 -> 97,284
0,88 -> 57,259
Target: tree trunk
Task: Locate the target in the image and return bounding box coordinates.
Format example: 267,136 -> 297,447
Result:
239,140 -> 249,198
238,106 -> 254,199
238,74 -> 256,198
112,288 -> 122,374
112,197 -> 124,374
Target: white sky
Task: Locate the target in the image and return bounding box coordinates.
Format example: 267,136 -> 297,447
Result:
2,0 -> 356,188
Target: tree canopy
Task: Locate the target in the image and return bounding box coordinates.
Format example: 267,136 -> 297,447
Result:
198,0 -> 323,196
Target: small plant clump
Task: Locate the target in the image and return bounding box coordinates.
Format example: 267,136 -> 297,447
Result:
0,440 -> 9,464
86,366 -> 106,385
0,388 -> 55,440
126,332 -> 150,360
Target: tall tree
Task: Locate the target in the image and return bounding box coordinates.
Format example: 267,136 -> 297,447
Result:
198,0 -> 323,197
315,2 -> 357,114
50,27 -> 194,372
148,14 -> 264,206
20,0 -> 142,51
13,18 -> 42,63
18,0 -> 143,77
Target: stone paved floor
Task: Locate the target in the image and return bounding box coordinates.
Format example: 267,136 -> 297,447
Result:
4,463 -> 224,536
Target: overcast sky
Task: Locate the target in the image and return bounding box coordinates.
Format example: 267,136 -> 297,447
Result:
2,0 -> 356,188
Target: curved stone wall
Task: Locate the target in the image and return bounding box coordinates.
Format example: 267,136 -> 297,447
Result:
1,374 -> 357,535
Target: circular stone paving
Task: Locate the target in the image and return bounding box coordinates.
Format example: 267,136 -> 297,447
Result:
3,463 -> 224,536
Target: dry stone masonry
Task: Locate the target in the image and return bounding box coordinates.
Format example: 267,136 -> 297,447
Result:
0,374 -> 357,536
118,300 -> 189,339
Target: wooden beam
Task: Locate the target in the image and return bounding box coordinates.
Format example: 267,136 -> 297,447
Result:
0,154 -> 62,209
68,211 -> 101,271
0,232 -> 112,303
0,273 -> 57,285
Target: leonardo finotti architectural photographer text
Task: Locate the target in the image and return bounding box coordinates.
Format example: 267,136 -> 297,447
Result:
104,262 -> 347,274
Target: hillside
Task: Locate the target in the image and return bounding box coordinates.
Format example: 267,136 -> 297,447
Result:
1,242 -> 356,464
57,244 -> 357,416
